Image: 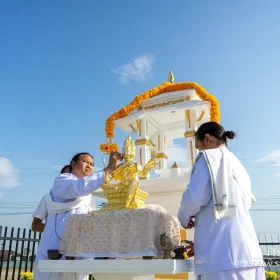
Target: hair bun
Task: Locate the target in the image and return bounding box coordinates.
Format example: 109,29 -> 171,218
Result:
223,131 -> 236,140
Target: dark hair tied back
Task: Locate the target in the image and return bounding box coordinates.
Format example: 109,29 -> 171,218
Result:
222,131 -> 236,140
195,122 -> 236,144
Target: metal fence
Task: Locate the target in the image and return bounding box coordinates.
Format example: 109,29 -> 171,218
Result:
258,233 -> 280,273
0,226 -> 95,280
1,225 -> 280,279
0,226 -> 41,280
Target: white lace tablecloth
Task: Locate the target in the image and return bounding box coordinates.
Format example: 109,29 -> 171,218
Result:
59,208 -> 180,258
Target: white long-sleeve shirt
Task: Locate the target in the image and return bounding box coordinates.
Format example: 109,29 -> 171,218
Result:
35,171 -> 104,262
178,150 -> 263,276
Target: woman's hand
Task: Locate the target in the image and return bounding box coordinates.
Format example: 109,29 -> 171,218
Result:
181,216 -> 195,229
184,240 -> 194,258
186,217 -> 195,229
104,152 -> 123,175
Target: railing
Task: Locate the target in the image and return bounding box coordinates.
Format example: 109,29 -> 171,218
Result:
0,226 -> 95,280
0,226 -> 41,280
1,225 -> 280,279
258,233 -> 280,273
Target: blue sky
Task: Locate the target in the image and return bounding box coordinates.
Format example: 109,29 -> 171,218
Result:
0,0 -> 280,232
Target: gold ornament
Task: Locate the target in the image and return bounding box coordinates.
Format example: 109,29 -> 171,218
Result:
168,71 -> 175,83
100,136 -> 157,211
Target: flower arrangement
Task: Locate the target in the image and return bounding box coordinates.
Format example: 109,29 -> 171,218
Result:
100,81 -> 220,153
20,272 -> 33,280
99,142 -> 119,153
265,271 -> 277,280
100,137 -> 119,153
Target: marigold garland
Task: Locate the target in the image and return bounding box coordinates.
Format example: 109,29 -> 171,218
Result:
100,81 -> 220,153
100,143 -> 118,153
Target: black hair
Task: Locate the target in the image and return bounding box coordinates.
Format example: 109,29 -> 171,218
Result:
195,122 -> 236,144
69,152 -> 93,172
60,165 -> 71,174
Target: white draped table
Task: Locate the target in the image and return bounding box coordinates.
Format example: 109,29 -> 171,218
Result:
59,208 -> 181,258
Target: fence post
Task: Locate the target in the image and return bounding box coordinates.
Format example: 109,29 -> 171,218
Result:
0,227 -> 8,279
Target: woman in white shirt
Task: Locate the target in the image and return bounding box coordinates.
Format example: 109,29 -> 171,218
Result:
34,151 -> 121,280
178,122 -> 265,280
31,165 -> 71,232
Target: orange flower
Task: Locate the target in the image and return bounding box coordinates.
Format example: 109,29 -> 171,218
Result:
99,143 -> 119,153
100,144 -> 110,152
126,104 -> 135,113
134,95 -> 143,104
118,107 -> 128,118
111,143 -> 119,152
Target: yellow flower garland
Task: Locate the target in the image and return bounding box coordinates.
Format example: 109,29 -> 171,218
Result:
100,81 -> 220,153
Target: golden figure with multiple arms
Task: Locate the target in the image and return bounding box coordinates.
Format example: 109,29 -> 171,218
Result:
100,136 -> 157,211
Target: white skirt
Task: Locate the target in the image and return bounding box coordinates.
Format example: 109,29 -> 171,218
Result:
197,266 -> 265,280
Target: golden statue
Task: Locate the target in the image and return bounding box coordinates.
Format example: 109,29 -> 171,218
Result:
100,136 -> 158,211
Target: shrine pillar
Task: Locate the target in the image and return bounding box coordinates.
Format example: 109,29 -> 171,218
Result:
135,118 -> 151,168
184,109 -> 197,169
156,131 -> 168,170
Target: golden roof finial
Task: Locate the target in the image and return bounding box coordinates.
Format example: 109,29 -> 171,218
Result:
171,161 -> 179,169
168,71 -> 174,83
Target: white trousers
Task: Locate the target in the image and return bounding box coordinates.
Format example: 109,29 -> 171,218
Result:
197,266 -> 265,280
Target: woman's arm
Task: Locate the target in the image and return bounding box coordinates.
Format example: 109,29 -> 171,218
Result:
178,154 -> 212,228
32,194 -> 48,232
52,171 -> 105,200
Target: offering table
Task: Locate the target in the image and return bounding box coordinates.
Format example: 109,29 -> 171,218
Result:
59,208 -> 180,258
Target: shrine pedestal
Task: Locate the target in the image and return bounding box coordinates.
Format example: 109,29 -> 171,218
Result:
38,259 -> 194,280
59,209 -> 180,258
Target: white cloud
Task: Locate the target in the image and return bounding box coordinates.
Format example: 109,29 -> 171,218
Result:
0,157 -> 21,188
112,54 -> 154,84
258,150 -> 280,177
258,150 -> 280,163
165,144 -> 188,167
